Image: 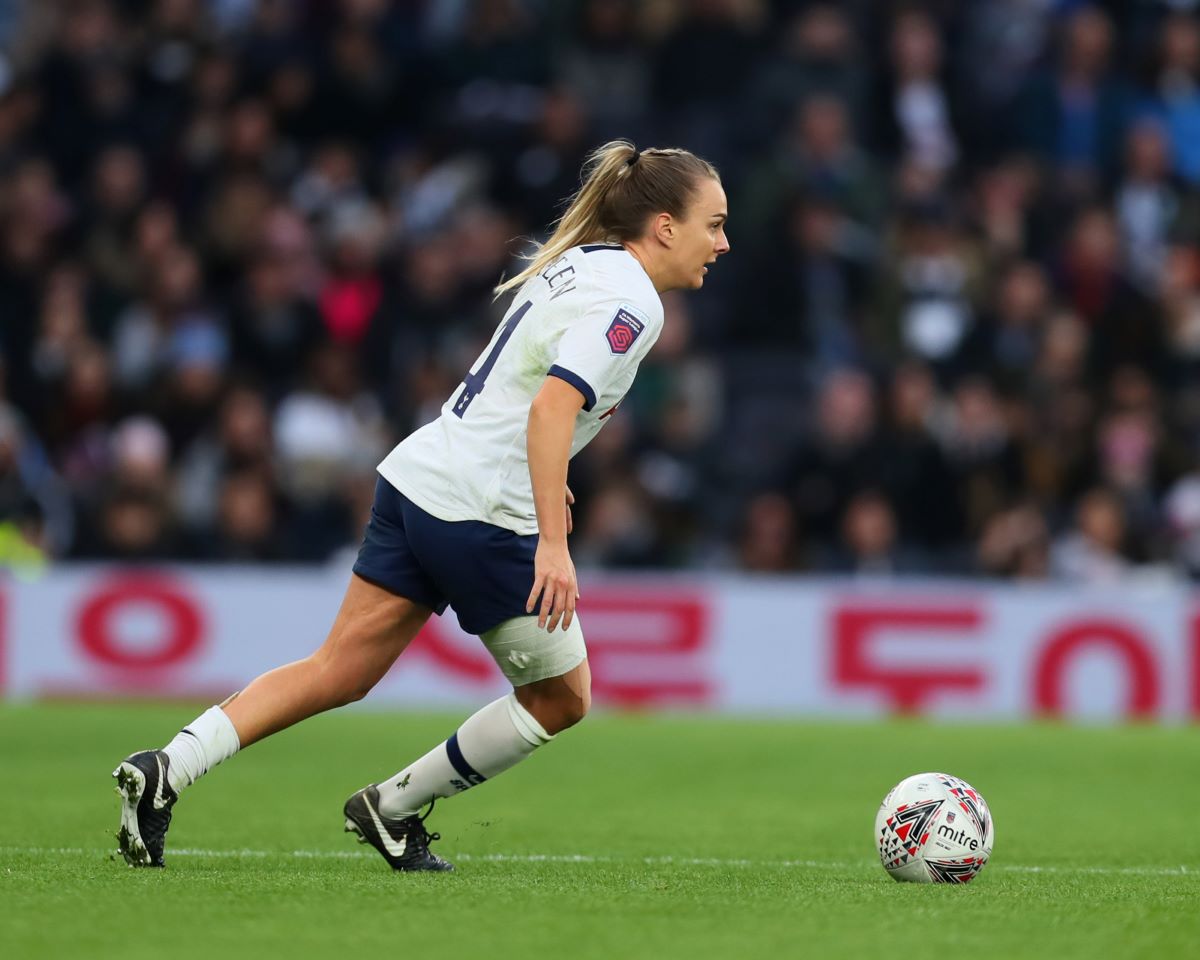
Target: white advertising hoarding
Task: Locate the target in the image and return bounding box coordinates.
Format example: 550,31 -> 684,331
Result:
2,567 -> 1197,721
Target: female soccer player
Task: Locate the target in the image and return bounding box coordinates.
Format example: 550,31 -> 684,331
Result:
113,140 -> 730,870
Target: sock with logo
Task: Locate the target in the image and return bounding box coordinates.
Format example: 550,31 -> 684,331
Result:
376,693 -> 553,817
161,705 -> 241,794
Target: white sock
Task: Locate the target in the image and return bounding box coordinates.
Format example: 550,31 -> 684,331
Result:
161,706 -> 241,793
376,693 -> 552,817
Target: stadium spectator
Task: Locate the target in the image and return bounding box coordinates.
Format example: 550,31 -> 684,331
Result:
0,405 -> 50,554
878,360 -> 957,551
555,0 -> 650,143
1050,486 -> 1138,582
745,4 -> 866,150
781,367 -> 884,551
935,376 -> 1023,542
870,193 -> 984,380
736,491 -> 804,572
818,487 -> 926,576
197,466 -> 286,562
1163,461 -> 1200,577
976,502 -> 1051,579
1114,119 -> 1181,293
175,381 -> 275,532
876,7 -> 961,178
1145,12 -> 1200,186
979,260 -> 1054,392
1015,6 -> 1128,196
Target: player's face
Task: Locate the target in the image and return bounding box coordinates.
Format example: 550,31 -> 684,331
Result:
672,177 -> 730,290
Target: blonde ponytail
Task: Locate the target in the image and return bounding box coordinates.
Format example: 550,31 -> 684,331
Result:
494,140 -> 719,298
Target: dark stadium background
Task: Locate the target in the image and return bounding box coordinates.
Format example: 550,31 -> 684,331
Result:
0,0 -> 1198,581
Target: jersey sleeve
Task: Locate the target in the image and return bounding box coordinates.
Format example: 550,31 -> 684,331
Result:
547,299 -> 657,411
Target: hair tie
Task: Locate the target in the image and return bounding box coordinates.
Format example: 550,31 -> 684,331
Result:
627,150 -> 640,167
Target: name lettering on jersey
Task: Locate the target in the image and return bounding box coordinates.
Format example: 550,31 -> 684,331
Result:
541,255 -> 577,300
605,307 -> 645,355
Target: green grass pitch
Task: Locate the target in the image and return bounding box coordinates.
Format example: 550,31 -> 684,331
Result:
1,703 -> 1198,959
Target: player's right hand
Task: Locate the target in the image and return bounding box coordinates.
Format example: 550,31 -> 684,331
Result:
527,539 -> 578,632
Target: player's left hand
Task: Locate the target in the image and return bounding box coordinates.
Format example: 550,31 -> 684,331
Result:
565,485 -> 575,535
527,538 -> 578,633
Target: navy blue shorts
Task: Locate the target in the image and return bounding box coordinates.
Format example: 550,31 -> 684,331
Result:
352,476 -> 539,636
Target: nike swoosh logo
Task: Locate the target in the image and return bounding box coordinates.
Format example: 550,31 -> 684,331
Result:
152,756 -> 171,810
364,794 -> 407,858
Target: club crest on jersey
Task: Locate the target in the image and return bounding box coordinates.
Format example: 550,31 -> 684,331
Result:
605,308 -> 644,355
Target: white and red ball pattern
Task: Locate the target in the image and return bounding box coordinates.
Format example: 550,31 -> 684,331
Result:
874,772 -> 995,883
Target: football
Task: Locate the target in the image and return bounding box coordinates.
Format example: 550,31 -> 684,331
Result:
875,772 -> 995,883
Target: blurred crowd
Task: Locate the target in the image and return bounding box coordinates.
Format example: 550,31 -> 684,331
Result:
3,0 -> 1200,583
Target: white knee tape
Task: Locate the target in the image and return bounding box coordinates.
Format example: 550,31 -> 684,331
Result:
481,614 -> 587,687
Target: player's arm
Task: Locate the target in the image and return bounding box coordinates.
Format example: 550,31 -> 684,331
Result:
526,376 -> 584,631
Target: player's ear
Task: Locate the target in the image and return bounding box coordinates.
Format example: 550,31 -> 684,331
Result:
653,211 -> 675,246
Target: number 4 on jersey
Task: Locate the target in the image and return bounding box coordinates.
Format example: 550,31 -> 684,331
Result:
451,300 -> 533,419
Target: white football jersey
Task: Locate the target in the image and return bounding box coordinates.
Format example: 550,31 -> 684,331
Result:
378,243 -> 664,534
